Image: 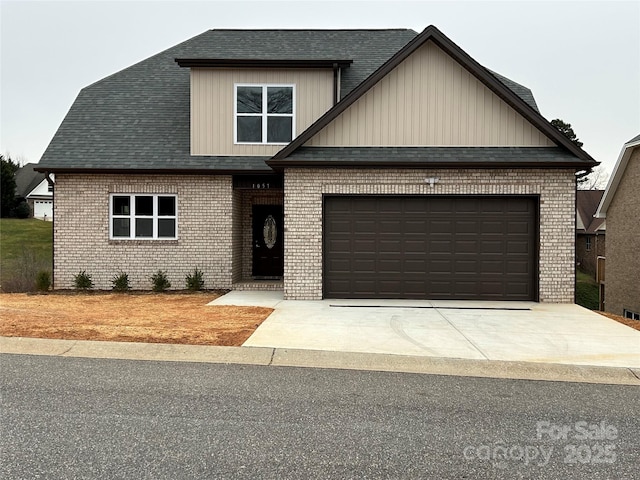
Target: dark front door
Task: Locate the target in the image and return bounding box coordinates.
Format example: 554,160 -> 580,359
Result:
252,205 -> 284,277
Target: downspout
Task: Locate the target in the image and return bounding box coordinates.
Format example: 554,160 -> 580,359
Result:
333,63 -> 340,105
45,173 -> 55,289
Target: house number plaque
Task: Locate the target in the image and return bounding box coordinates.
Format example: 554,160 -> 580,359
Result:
263,215 -> 277,249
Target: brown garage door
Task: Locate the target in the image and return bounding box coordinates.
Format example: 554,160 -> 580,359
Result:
324,196 -> 537,300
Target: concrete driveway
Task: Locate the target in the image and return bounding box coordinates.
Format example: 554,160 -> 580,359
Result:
210,291 -> 640,369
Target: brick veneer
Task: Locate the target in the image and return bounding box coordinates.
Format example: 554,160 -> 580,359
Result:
605,148 -> 640,316
53,174 -> 234,290
284,168 -> 576,302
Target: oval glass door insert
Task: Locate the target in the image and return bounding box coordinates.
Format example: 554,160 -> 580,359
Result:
263,215 -> 277,249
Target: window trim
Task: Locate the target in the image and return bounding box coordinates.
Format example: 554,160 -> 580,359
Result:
585,236 -> 591,251
623,309 -> 640,321
234,83 -> 296,145
109,193 -> 178,240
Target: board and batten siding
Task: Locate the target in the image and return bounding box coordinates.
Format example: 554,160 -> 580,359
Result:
191,68 -> 334,155
307,42 -> 555,147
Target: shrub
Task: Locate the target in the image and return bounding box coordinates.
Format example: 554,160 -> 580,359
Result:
35,270 -> 51,292
150,270 -> 171,292
74,270 -> 94,290
11,201 -> 31,219
185,267 -> 205,291
111,271 -> 131,292
1,247 -> 50,292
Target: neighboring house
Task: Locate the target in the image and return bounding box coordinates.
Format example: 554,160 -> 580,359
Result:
576,190 -> 605,278
14,163 -> 54,220
36,26 -> 597,301
595,134 -> 640,319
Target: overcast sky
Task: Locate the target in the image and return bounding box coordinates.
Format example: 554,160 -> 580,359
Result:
1,0 -> 638,174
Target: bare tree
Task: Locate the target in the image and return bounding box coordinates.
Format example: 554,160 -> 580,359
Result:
577,165 -> 609,190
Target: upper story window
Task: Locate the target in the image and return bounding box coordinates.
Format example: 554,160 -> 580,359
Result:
110,194 -> 177,240
235,84 -> 295,144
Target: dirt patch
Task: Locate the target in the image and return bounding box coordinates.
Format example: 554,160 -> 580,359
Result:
0,292 -> 273,346
597,311 -> 640,332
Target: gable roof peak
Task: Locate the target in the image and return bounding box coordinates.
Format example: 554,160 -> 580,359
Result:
271,25 -> 597,165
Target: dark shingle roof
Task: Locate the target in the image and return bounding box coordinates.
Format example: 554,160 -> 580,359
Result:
37,28 -> 553,173
488,70 -> 539,111
38,29 -> 418,172
271,146 -> 586,168
14,163 -> 46,198
576,190 -> 605,233
627,133 -> 640,144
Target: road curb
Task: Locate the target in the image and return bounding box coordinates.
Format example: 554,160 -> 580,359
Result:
1,336 -> 638,385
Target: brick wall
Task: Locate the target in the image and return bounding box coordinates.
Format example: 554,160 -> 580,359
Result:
284,168 -> 576,302
605,148 -> 640,316
576,233 -> 605,279
53,174 -> 234,290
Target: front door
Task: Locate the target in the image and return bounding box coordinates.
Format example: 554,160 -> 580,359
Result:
252,205 -> 284,277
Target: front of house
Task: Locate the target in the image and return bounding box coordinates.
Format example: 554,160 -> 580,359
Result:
37,26 -> 596,301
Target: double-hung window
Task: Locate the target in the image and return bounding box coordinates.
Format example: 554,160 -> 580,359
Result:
110,194 -> 177,240
235,84 -> 295,144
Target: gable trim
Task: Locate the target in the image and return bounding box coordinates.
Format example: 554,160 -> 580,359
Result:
270,25 -> 597,166
596,135 -> 640,217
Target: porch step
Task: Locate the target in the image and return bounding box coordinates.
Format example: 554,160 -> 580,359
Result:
233,280 -> 284,291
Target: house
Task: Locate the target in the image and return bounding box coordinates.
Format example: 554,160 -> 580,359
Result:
35,26 -> 597,301
595,134 -> 640,318
14,163 -> 54,220
576,190 -> 605,278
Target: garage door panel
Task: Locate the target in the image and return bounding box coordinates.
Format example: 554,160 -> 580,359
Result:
507,241 -> 529,254
378,258 -> 402,273
429,219 -> 453,234
429,240 -> 452,254
507,221 -> 531,234
324,196 -> 536,300
353,239 -> 375,252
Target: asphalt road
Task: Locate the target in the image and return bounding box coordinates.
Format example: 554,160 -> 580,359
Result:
1,354 -> 638,479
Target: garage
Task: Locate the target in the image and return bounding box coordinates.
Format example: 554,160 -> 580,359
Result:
324,195 -> 538,300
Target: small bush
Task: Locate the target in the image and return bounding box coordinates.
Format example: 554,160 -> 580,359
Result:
11,201 -> 31,219
185,267 -> 205,291
74,270 -> 94,290
150,270 -> 171,292
1,247 -> 50,292
111,272 -> 131,292
35,270 -> 51,292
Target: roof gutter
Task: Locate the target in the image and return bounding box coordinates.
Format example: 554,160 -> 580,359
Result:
175,58 -> 353,69
267,160 -> 590,170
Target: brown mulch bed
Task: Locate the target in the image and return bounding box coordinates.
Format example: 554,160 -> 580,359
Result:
597,311 -> 640,332
0,292 -> 273,346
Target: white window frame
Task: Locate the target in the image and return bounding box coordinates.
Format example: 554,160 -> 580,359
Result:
623,309 -> 640,320
234,83 -> 296,145
109,194 -> 178,240
585,236 -> 592,251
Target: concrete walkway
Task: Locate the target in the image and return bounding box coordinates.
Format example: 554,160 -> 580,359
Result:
211,291 -> 640,369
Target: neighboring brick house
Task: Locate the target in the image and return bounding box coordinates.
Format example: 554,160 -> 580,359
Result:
576,190 -> 605,278
596,134 -> 640,318
36,26 -> 597,301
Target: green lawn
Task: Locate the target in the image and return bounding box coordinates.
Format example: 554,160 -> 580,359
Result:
576,269 -> 599,310
0,218 -> 53,291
